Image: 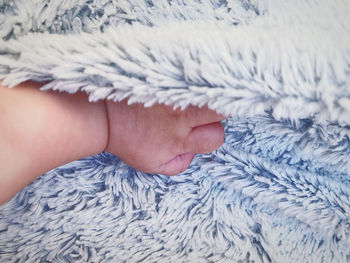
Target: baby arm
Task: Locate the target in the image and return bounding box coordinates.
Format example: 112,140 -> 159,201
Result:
0,81 -> 225,204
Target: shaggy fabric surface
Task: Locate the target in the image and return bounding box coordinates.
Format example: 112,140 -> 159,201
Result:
1,0 -> 350,262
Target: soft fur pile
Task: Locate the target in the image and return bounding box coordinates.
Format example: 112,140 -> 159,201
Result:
0,0 -> 350,262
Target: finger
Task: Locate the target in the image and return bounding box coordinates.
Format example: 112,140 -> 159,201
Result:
185,121 -> 224,154
157,153 -> 195,176
184,106 -> 226,127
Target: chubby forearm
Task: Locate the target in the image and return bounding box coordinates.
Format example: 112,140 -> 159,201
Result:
0,82 -> 108,204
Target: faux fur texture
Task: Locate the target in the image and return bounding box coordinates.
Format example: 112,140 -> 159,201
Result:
0,0 -> 349,262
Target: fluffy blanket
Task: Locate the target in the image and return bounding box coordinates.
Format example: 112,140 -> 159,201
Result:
1,0 -> 350,262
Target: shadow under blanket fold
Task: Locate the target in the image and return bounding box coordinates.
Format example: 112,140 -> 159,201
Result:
0,0 -> 350,262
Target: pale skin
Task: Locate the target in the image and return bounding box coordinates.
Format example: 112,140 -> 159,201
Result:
0,81 -> 225,205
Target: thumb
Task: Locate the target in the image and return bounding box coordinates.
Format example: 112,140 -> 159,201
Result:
185,121 -> 224,154
156,121 -> 224,176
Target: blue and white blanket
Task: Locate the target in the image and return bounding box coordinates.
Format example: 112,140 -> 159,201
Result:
0,0 -> 349,262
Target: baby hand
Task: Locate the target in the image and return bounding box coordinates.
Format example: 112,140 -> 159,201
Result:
105,100 -> 225,175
